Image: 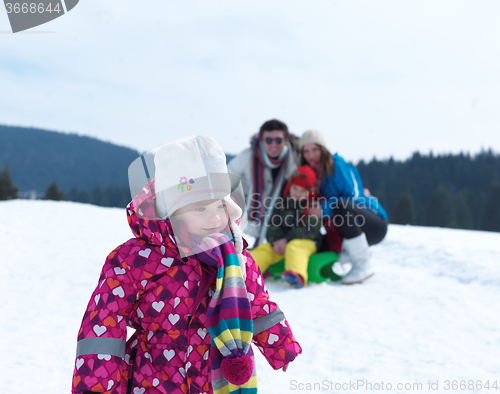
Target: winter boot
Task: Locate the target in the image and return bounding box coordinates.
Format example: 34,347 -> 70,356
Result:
282,270 -> 305,289
340,233 -> 374,285
332,251 -> 352,276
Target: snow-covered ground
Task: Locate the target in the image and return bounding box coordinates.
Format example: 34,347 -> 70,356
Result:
1,200 -> 499,394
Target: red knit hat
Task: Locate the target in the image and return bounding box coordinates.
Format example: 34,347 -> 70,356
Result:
283,165 -> 316,201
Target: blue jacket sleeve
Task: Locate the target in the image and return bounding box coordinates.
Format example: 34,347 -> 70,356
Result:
319,154 -> 388,220
320,155 -> 363,217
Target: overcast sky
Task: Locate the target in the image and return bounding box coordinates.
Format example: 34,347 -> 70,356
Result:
1,0 -> 500,162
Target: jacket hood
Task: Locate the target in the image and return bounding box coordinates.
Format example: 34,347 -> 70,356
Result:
126,178 -> 176,246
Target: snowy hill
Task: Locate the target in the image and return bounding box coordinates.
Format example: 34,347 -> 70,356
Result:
1,200 -> 499,394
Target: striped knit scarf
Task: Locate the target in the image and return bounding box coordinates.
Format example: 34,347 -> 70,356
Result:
191,232 -> 257,394
249,138 -> 289,222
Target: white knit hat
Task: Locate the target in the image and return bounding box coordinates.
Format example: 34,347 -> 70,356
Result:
153,135 -> 235,219
127,134 -> 245,227
298,129 -> 328,150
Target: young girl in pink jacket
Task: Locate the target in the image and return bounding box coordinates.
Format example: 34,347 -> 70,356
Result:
72,136 -> 301,394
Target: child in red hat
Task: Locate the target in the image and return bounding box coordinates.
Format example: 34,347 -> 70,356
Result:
250,165 -> 322,288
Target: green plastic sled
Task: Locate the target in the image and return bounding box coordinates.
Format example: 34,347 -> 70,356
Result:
266,251 -> 342,284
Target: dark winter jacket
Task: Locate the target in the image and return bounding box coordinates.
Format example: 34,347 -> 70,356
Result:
266,197 -> 322,244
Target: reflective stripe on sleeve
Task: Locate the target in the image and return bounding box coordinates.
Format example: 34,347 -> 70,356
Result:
349,169 -> 360,199
253,307 -> 285,335
76,337 -> 126,359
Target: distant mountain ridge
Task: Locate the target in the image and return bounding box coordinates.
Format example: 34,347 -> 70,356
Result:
0,124 -> 140,193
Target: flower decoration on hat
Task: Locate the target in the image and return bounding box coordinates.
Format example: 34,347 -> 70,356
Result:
178,176 -> 195,193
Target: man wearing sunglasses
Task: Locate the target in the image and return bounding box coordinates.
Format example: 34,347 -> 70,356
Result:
228,119 -> 299,247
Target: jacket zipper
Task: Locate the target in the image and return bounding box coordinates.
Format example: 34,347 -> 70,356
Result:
126,348 -> 138,394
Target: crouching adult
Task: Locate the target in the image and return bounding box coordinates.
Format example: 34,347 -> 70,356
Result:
299,130 -> 388,284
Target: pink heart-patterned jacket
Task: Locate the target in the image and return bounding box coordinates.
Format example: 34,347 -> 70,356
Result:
71,182 -> 302,394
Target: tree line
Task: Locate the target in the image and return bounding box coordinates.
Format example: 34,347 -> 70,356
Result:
1,149 -> 500,232
0,165 -> 131,206
357,149 -> 500,232
0,125 -> 139,192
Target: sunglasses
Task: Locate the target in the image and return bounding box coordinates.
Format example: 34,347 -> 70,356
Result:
264,137 -> 284,145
